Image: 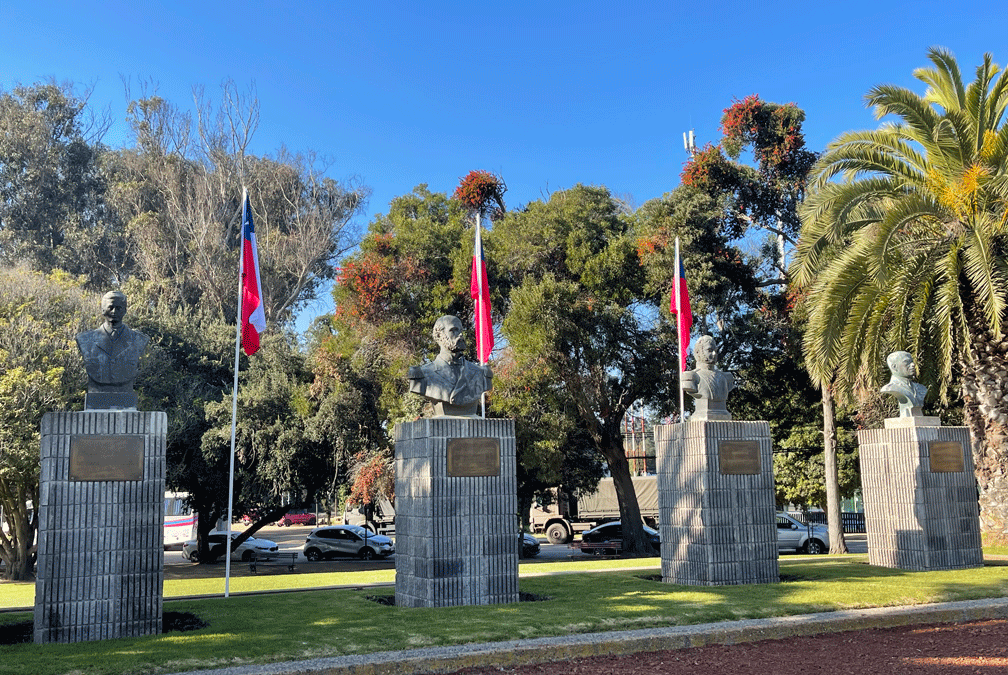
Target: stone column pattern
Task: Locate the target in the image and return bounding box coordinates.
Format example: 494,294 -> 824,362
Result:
35,411 -> 167,643
857,425 -> 982,571
655,421 -> 779,586
395,417 -> 519,607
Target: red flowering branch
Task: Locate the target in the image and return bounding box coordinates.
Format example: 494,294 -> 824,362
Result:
453,170 -> 507,219
333,233 -> 426,325
349,449 -> 394,506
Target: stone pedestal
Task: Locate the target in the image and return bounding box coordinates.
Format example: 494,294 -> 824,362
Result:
394,417 -> 518,607
654,420 -> 778,586
34,411 -> 167,643
858,419 -> 982,571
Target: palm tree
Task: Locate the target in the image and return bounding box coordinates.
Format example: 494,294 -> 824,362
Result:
793,48 -> 1008,540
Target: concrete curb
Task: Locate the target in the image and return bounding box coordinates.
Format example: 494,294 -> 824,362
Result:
168,596 -> 1008,675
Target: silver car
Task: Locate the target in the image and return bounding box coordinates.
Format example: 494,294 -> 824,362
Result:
776,513 -> 829,554
303,524 -> 394,561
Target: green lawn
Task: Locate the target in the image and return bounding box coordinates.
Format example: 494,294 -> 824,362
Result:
2,556 -> 1008,675
0,556 -> 658,610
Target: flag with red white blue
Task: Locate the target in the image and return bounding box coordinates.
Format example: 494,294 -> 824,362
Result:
240,190 -> 266,355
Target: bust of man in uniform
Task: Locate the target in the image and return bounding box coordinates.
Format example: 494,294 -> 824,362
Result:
75,290 -> 150,409
681,334 -> 736,421
881,350 -> 928,417
408,315 -> 492,417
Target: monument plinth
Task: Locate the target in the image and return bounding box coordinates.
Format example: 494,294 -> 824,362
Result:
655,420 -> 778,586
35,410 -> 167,643
858,422 -> 981,571
394,417 -> 518,607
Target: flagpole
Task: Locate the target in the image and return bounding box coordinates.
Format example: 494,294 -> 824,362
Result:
476,212 -> 486,418
224,188 -> 247,598
675,237 -> 685,422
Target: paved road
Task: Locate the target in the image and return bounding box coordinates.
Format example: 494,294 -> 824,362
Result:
165,525 -> 868,571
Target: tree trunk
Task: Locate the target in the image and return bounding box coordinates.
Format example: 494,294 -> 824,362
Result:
516,488 -> 535,532
0,479 -> 38,581
601,426 -> 649,555
822,383 -> 848,554
961,320 -> 1008,545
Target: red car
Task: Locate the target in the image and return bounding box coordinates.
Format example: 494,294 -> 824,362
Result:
276,511 -> 317,527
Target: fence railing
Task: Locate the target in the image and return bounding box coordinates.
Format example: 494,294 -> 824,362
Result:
786,511 -> 866,534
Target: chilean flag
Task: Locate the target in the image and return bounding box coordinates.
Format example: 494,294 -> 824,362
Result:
470,220 -> 494,364
240,190 -> 266,356
671,239 -> 692,371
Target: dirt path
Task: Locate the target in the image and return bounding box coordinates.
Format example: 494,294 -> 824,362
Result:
452,619 -> 1008,674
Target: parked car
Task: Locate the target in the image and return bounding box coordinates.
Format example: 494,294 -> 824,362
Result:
277,510 -> 317,527
302,525 -> 395,561
580,521 -> 660,555
182,531 -> 280,563
521,532 -> 540,558
776,512 -> 829,554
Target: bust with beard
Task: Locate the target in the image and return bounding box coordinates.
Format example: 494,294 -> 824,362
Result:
408,315 -> 492,417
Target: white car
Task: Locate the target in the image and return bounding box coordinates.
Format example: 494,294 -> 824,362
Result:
182,531 -> 279,563
776,513 -> 829,554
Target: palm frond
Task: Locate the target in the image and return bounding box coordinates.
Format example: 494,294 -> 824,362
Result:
916,46 -> 967,110
962,220 -> 1008,337
796,48 -> 1008,404
867,84 -> 943,147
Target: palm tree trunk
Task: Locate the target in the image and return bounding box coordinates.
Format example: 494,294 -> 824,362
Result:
961,319 -> 1008,545
822,383 -> 848,554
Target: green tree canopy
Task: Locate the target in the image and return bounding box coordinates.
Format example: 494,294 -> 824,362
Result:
494,184 -> 674,554
0,82 -> 121,288
0,268 -> 92,579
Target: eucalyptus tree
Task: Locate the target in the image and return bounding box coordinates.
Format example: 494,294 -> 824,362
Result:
0,81 -> 122,288
794,48 -> 1008,538
109,82 -> 368,327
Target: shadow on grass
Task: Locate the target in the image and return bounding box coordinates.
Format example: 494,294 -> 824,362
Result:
0,612 -> 208,646
365,591 -> 551,606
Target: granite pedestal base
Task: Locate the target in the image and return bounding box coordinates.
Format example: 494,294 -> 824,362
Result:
35,411 -> 167,643
394,418 -> 518,607
655,420 -> 778,586
858,420 -> 982,571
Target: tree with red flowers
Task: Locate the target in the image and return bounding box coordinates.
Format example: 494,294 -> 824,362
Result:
681,95 -> 817,281
453,169 -> 507,220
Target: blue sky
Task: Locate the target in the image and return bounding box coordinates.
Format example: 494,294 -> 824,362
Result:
3,2 -> 1006,328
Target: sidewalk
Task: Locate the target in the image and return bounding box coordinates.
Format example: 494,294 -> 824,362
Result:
167,596 -> 1008,675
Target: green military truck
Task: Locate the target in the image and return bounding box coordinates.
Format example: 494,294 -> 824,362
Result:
529,475 -> 659,544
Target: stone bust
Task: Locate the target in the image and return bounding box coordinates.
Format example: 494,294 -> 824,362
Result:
881,350 -> 928,417
75,290 -> 150,409
408,314 -> 492,417
681,335 -> 736,421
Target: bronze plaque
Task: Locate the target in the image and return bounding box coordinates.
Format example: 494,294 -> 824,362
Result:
929,441 -> 965,473
446,438 -> 500,477
718,440 -> 761,475
70,435 -> 144,481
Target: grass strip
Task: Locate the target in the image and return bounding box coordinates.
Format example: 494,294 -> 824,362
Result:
1,557 -> 1007,675
0,556 -> 660,610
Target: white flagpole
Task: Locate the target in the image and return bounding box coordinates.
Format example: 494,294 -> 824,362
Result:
224,188 -> 247,598
476,212 -> 486,418
675,237 -> 685,422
